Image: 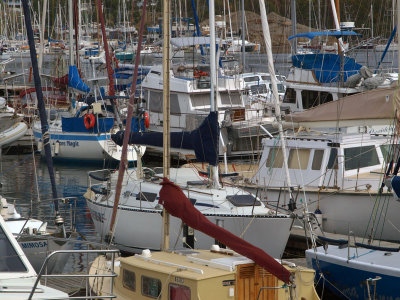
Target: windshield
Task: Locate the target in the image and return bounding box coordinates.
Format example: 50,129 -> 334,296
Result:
0,225 -> 27,272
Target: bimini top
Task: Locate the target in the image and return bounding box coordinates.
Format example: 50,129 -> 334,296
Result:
288,30 -> 361,40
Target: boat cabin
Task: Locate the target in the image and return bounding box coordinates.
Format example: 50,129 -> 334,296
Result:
94,248 -> 319,300
253,133 -> 389,191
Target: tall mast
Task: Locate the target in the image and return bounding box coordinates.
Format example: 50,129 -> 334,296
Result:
291,0 -> 297,53
38,0 -> 47,73
241,0 -> 245,69
96,0 -> 115,96
329,0 -> 343,52
209,0 -> 220,188
162,0 -> 171,251
69,0 -> 74,66
108,0 -> 148,238
21,0 -> 64,228
259,0 -> 295,210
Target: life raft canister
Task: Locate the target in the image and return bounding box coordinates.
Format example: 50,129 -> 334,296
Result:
144,112 -> 150,128
84,113 -> 95,129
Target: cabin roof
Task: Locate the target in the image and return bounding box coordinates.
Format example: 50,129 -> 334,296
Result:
285,87 -> 396,124
120,249 -> 253,280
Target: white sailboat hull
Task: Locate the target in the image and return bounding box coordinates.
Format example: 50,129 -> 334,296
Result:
33,128 -> 145,162
252,188 -> 400,242
86,197 -> 292,258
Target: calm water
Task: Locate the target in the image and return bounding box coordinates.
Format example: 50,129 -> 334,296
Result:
0,152 -> 103,272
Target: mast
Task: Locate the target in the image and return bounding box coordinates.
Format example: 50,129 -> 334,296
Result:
162,0 -> 171,251
96,0 -> 115,96
209,0 -> 220,188
38,0 -> 47,73
69,0 -> 74,66
291,0 -> 297,53
329,0 -> 344,52
241,0 -> 245,69
259,0 -> 295,211
21,0 -> 64,227
108,0 -> 148,239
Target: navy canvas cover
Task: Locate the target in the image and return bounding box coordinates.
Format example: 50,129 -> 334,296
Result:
112,112 -> 219,165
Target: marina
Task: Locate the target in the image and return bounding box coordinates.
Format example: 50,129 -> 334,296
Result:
1,0 -> 400,299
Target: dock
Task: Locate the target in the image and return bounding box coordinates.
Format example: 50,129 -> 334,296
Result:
40,273 -> 88,296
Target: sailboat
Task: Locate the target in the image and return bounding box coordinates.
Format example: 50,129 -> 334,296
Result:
33,0 -> 146,164
88,176 -> 319,300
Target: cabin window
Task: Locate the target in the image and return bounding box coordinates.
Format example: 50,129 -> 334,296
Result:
148,91 -> 162,112
170,93 -> 180,115
250,84 -> 268,94
136,192 -> 158,202
266,147 -> 284,168
312,150 -> 324,170
227,195 -> 261,206
344,146 -> 380,170
142,276 -> 162,298
191,94 -> 209,107
244,76 -> 259,82
327,148 -> 338,169
220,93 -> 242,106
261,75 -> 271,81
0,225 -> 27,272
301,90 -> 333,109
169,283 -> 191,300
122,269 -> 136,291
380,144 -> 400,162
269,83 -> 285,93
288,149 -> 310,169
283,88 -> 296,104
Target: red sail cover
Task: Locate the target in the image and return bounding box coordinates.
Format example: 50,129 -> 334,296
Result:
158,178 -> 292,284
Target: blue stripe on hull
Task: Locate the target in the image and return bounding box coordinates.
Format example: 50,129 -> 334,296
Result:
310,258 -> 400,299
33,130 -> 109,141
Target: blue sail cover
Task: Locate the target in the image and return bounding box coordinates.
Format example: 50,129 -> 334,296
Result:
68,65 -> 90,93
292,54 -> 362,83
112,112 -> 220,165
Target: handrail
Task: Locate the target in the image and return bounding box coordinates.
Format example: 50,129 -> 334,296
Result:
28,249 -> 119,300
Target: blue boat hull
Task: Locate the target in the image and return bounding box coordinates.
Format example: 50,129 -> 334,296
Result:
307,253 -> 400,299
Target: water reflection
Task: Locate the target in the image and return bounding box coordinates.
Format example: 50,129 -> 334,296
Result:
0,153 -> 101,272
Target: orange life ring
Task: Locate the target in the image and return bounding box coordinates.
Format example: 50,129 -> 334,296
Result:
193,69 -> 209,78
144,112 -> 150,128
84,113 -> 95,129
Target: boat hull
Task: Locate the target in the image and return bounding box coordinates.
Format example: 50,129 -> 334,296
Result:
248,187 -> 400,242
86,198 -> 292,258
33,129 -> 144,162
306,246 -> 400,299
18,234 -> 76,273
0,122 -> 28,147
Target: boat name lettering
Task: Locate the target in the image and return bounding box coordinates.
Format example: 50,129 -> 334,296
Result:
222,280 -> 235,286
21,241 -> 48,248
174,276 -> 184,284
56,141 -> 80,148
91,211 -> 105,223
